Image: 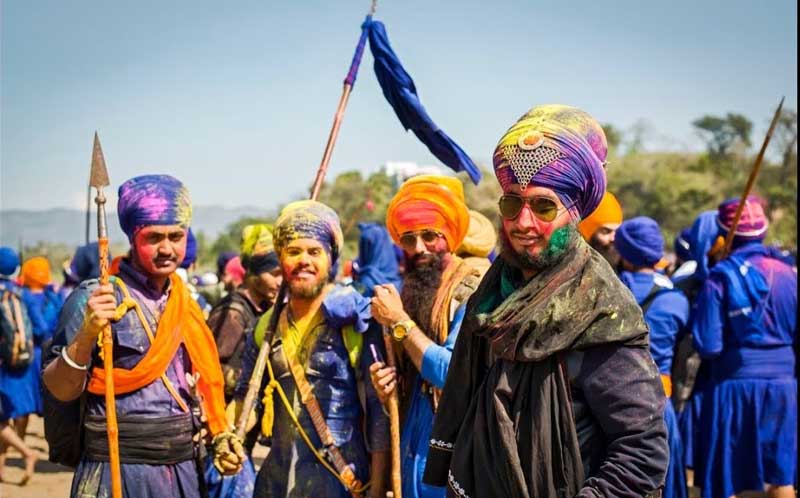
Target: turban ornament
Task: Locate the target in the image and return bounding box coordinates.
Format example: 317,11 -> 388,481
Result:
493,104 -> 607,220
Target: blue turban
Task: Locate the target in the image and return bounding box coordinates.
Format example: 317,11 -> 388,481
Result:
68,242 -> 113,281
688,211 -> 720,282
0,247 -> 20,276
354,222 -> 402,297
673,227 -> 692,263
180,228 -> 197,269
117,174 -> 192,241
614,216 -> 664,267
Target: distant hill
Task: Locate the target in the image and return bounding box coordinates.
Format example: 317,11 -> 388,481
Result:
0,205 -> 272,246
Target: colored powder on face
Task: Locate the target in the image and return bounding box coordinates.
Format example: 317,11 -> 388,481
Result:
542,224 -> 575,261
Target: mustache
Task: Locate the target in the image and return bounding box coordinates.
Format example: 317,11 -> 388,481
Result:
290,264 -> 317,276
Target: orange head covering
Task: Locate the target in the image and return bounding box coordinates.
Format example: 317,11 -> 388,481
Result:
20,257 -> 52,291
386,175 -> 470,252
109,255 -> 124,275
578,191 -> 623,241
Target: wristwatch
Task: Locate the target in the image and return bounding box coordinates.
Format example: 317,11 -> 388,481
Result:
390,319 -> 416,342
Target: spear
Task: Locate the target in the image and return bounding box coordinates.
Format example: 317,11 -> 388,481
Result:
90,132 -> 123,498
722,97 -> 785,256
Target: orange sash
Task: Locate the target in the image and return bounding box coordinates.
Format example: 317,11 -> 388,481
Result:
87,274 -> 229,435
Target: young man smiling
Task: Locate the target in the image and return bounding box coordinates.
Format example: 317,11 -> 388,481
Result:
42,174 -> 243,498
234,200 -> 390,498
423,105 -> 668,498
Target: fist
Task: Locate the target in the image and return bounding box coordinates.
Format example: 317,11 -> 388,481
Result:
370,284 -> 408,327
212,432 -> 245,476
83,284 -> 117,339
369,361 -> 397,406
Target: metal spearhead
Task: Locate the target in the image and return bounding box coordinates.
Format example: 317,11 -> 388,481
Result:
90,132 -> 110,189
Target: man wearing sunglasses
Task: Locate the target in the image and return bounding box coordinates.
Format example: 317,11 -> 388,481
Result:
423,105 -> 668,498
369,175 -> 481,498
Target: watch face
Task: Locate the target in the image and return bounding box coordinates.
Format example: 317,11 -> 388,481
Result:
392,324 -> 407,341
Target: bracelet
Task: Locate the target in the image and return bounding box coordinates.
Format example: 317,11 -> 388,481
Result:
61,346 -> 89,371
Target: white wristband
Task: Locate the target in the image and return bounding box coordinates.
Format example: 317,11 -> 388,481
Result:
61,346 -> 89,371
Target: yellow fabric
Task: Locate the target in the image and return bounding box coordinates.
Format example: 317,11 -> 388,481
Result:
660,374 -> 673,398
241,224 -> 274,257
458,209 -> 497,258
386,174 -> 470,252
578,191 -> 623,240
281,308 -> 325,367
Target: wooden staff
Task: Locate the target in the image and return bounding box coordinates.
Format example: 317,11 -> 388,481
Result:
722,97 -> 785,256
382,330 -> 402,498
90,132 -> 123,498
237,0 -> 378,440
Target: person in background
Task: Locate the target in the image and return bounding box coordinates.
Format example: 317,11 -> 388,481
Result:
176,228 -> 212,317
0,247 -> 39,485
693,196 -> 797,498
352,222 -> 402,297
456,209 -> 498,278
578,190 -> 623,268
615,216 -> 689,498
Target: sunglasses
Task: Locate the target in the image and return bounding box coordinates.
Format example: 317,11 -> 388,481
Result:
498,194 -> 569,222
399,229 -> 443,250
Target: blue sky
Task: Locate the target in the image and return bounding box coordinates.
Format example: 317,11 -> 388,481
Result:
1,0 -> 796,211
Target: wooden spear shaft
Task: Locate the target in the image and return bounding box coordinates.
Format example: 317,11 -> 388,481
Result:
96,189 -> 123,498
722,97 -> 785,256
382,332 -> 402,498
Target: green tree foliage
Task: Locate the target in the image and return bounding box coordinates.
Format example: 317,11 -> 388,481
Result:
693,113 -> 753,158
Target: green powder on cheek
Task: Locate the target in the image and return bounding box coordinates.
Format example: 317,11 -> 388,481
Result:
542,225 -> 572,259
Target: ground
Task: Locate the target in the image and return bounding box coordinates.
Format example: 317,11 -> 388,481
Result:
0,415 -> 268,498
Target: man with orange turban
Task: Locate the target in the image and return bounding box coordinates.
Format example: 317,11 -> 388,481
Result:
578,191 -> 623,268
370,174 -> 482,498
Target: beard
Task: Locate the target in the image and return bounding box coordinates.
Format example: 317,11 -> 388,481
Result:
500,222 -> 580,274
400,250 -> 447,332
289,278 -> 326,299
588,233 -> 621,268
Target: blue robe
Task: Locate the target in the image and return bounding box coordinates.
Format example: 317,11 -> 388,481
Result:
399,305 -> 465,498
621,271 -> 689,498
46,261 -> 204,498
0,279 -> 41,420
235,286 -> 390,498
693,241 -> 797,498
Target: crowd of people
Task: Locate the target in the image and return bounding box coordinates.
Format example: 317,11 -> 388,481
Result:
0,104 -> 795,498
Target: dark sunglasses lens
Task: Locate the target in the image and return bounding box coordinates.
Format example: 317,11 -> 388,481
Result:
499,195 -> 524,219
532,198 -> 558,222
421,231 -> 440,243
400,234 -> 417,248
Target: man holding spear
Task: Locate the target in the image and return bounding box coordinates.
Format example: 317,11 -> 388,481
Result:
43,170 -> 243,497
369,174 -> 480,498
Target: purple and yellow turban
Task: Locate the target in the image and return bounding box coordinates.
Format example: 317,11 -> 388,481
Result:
117,174 -> 192,241
717,195 -> 769,242
386,175 -> 470,252
240,223 -> 279,276
273,200 -> 344,265
493,104 -> 607,220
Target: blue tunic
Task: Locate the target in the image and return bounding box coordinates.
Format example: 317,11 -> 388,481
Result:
235,287 -> 390,498
400,305 -> 465,498
693,242 -> 797,498
620,271 -> 689,498
47,261 -> 203,498
0,279 -> 41,420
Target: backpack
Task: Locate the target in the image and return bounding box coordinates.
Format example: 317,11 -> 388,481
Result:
0,285 -> 34,369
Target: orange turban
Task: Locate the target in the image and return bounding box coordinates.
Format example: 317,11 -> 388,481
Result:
21,257 -> 52,291
578,191 -> 623,241
386,175 -> 470,252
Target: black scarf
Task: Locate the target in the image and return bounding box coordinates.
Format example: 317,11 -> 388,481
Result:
424,239 -> 649,498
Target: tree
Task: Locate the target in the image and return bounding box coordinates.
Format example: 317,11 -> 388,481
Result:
693,113 -> 753,158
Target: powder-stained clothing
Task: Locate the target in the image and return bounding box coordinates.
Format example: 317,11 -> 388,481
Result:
424,241 -> 668,498
235,288 -> 390,498
693,241 -> 797,498
620,271 -> 689,498
45,261 -> 204,498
